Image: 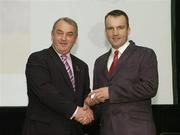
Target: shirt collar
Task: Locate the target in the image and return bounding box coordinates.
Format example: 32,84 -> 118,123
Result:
59,53 -> 71,59
111,40 -> 129,55
52,45 -> 71,59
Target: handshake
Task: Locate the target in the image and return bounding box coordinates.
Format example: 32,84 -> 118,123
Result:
73,87 -> 109,125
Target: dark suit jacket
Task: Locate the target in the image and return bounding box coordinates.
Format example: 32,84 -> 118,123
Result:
93,41 -> 158,135
23,46 -> 90,135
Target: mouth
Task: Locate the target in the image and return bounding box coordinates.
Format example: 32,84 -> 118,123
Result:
112,37 -> 120,42
59,42 -> 67,46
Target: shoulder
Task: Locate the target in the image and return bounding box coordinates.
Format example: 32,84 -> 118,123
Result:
137,46 -> 154,53
30,47 -> 50,56
95,51 -> 110,63
131,42 -> 157,61
136,46 -> 156,59
130,40 -> 156,56
27,48 -> 49,62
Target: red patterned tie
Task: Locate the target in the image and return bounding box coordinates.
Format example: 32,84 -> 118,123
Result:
109,50 -> 119,75
61,55 -> 75,89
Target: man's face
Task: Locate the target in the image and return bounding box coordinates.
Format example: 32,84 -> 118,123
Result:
105,15 -> 130,49
51,20 -> 77,54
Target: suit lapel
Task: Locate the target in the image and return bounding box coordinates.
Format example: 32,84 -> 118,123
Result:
71,54 -> 81,93
101,50 -> 111,80
48,46 -> 73,89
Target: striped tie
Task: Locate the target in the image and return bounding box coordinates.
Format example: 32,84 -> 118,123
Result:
61,55 -> 75,89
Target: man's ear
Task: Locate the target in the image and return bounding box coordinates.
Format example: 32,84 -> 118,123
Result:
128,27 -> 131,35
51,31 -> 53,42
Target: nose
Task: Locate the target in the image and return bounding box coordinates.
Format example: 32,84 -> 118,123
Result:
113,28 -> 119,35
61,34 -> 67,40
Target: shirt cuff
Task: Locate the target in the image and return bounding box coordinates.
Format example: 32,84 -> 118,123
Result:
70,106 -> 79,120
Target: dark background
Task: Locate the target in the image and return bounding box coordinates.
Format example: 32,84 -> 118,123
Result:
0,0 -> 179,134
